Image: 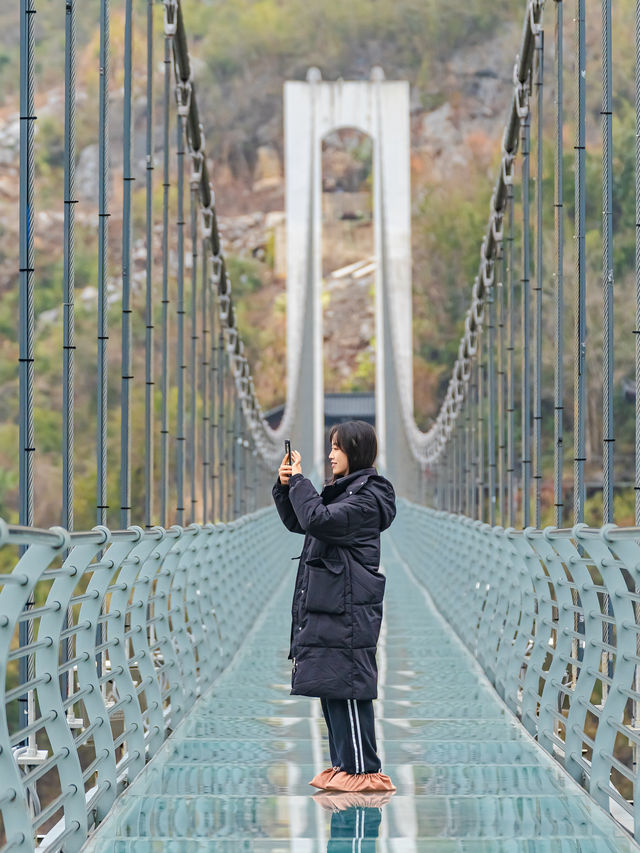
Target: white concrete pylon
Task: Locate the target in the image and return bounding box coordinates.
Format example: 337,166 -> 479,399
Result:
284,71 -> 412,482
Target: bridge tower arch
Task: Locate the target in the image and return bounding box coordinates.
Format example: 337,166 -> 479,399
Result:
284,69 -> 413,485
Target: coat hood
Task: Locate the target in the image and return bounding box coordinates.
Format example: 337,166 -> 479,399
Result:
365,472 -> 397,531
324,468 -> 396,532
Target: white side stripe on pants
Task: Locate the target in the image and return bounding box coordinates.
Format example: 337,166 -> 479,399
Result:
352,807 -> 364,851
352,699 -> 365,771
347,700 -> 360,773
348,699 -> 365,773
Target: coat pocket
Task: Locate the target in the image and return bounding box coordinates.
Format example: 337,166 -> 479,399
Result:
351,564 -> 386,605
305,557 -> 346,614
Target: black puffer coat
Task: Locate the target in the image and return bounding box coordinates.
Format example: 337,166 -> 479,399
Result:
272,468 -> 396,700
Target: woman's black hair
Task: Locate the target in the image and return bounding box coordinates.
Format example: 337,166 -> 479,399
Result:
329,420 -> 378,480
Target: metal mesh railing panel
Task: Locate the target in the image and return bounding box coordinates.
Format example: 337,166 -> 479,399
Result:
392,501 -> 640,837
0,510 -> 292,852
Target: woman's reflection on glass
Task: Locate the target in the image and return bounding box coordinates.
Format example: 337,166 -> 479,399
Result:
314,791 -> 393,852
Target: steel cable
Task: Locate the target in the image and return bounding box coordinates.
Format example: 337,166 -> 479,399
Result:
234,395 -> 241,519
19,0 -> 37,738
19,0 -> 35,534
534,30 -> 544,529
450,442 -> 456,513
497,242 -> 506,524
458,418 -> 464,515
218,327 -> 225,521
201,239 -> 209,523
160,33 -> 171,527
452,426 -> 457,512
601,0 -> 614,700
521,74 -> 532,528
63,0 -> 76,535
189,182 -> 199,523
145,0 -> 155,529
636,0 -> 640,529
62,0 -> 77,722
227,375 -> 235,519
480,340 -> 487,521
602,0 -> 614,524
209,260 -> 218,521
635,0 -> 640,748
488,290 -> 497,526
175,100 -> 186,525
554,0 -> 565,529
468,367 -> 475,517
120,0 -> 133,531
97,0 -> 110,530
95,0 -> 110,691
574,0 -> 587,524
507,182 -> 516,527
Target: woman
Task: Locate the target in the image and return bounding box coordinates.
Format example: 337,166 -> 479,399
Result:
272,420 -> 396,793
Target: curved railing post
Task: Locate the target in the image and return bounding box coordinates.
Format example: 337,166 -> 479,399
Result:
34,530 -> 88,851
164,527 -> 199,714
534,532 -> 577,756
585,532 -> 636,811
102,529 -> 151,786
0,534 -> 66,851
74,529 -> 120,825
128,529 -> 167,761
550,529 -> 601,784
517,531 -> 553,737
181,524 -> 209,695
493,533 -> 528,713
475,526 -> 508,683
149,527 -> 186,731
189,524 -> 223,685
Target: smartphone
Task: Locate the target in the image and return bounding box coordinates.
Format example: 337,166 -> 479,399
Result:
284,440 -> 292,466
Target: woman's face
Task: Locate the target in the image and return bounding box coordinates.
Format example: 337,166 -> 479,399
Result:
329,438 -> 349,477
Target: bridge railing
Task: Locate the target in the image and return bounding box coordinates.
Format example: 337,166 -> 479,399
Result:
393,502 -> 640,838
0,509 -> 290,852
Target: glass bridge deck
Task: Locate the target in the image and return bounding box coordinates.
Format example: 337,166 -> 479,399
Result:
82,537 -> 639,852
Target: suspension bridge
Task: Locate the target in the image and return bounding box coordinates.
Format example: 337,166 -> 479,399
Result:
3,0 -> 640,849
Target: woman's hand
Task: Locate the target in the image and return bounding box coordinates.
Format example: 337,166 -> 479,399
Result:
278,454 -> 292,485
278,450 -> 302,484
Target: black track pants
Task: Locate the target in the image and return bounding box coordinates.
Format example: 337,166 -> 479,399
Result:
320,698 -> 381,774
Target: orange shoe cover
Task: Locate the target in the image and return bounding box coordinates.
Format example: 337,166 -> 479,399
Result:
308,767 -> 341,789
322,770 -> 396,793
313,790 -> 395,811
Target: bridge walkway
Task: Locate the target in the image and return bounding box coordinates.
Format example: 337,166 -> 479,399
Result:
82,535 -> 639,852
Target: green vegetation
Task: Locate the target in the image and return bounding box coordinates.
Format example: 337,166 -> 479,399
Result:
180,0 -> 516,168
